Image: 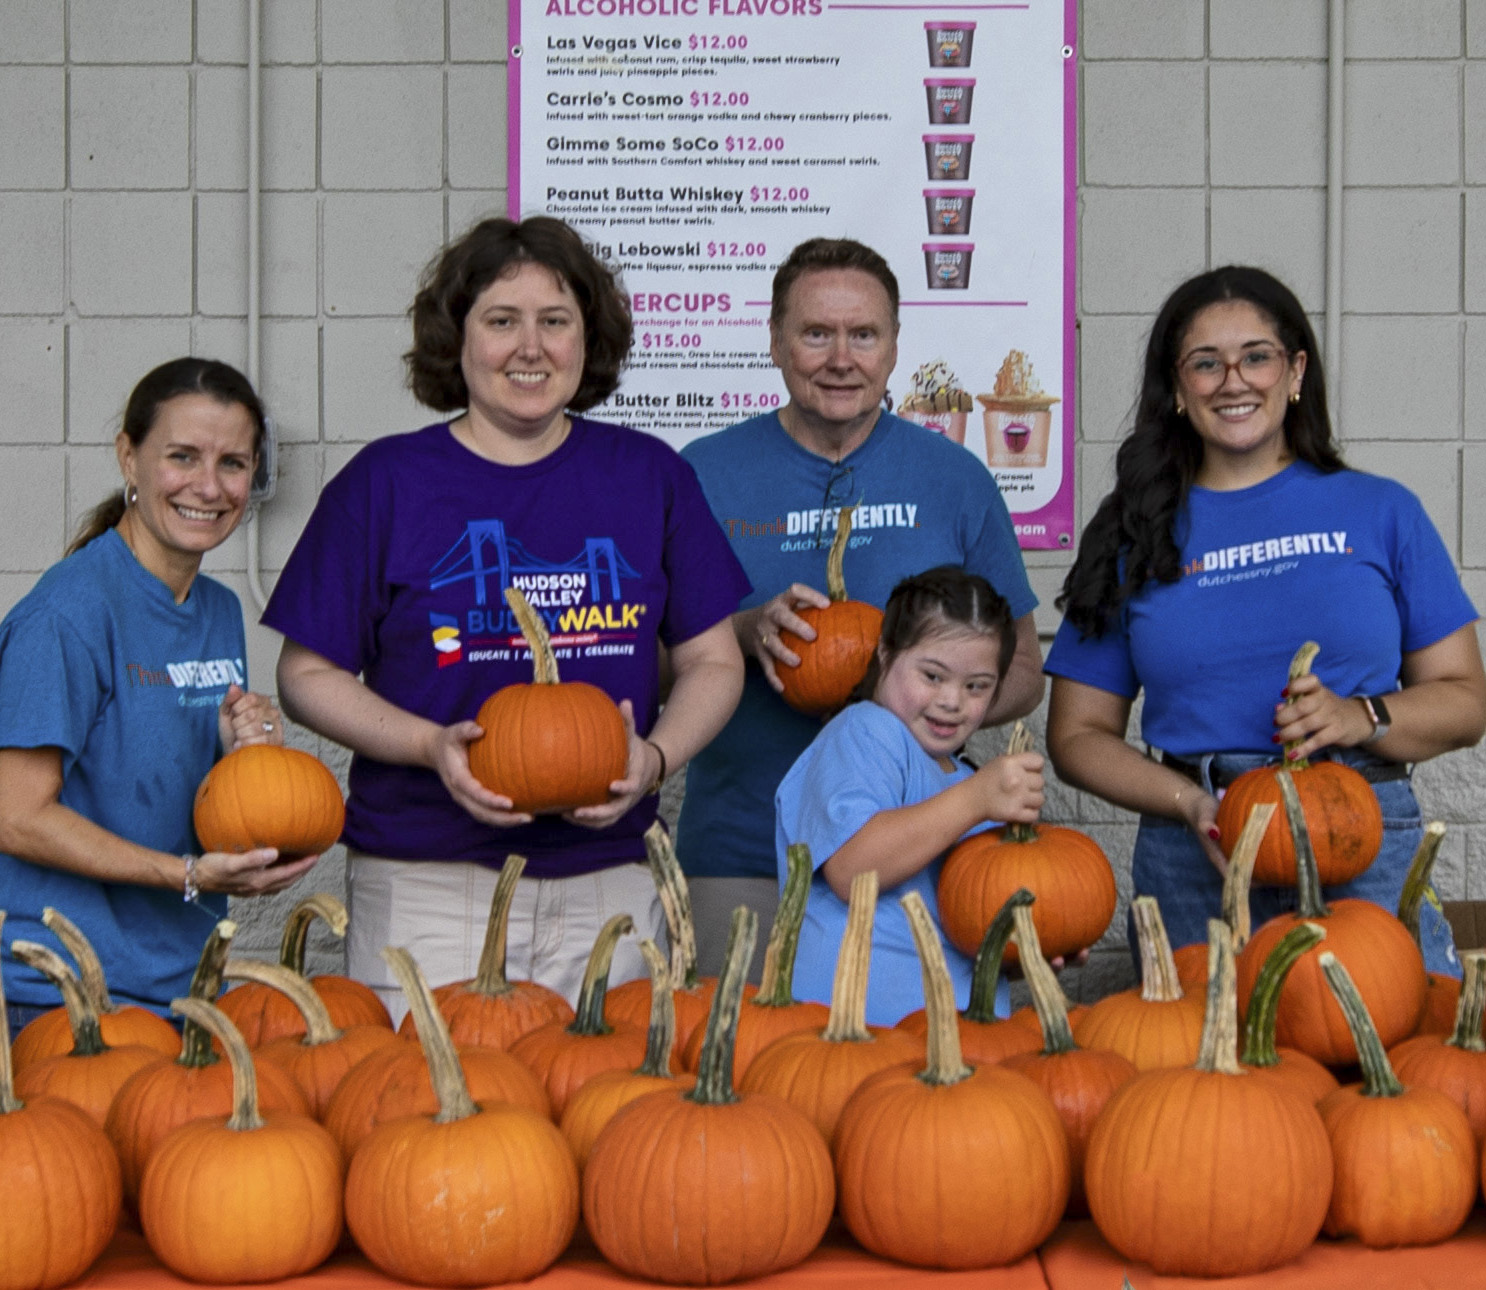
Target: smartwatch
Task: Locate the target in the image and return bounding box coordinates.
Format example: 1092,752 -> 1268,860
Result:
1359,693 -> 1392,743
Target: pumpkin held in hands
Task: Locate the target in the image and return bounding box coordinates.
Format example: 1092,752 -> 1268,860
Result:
193,745 -> 344,860
467,586 -> 627,813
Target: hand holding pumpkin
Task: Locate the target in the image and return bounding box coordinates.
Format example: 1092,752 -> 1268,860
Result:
218,683 -> 284,752
193,846 -> 318,896
1273,671 -> 1378,761
1172,781 -> 1227,877
423,717 -> 534,828
739,582 -> 831,691
566,699 -> 655,830
969,749 -> 1045,825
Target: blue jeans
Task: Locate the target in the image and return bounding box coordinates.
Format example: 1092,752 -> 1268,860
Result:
5,999 -> 54,1037
1131,749 -> 1459,978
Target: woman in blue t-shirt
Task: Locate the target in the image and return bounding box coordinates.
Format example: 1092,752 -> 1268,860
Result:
1044,266 -> 1486,975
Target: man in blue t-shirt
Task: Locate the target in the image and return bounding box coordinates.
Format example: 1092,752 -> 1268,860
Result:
677,238 -> 1042,975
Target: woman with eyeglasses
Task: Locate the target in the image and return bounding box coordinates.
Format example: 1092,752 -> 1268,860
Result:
1045,265 -> 1486,974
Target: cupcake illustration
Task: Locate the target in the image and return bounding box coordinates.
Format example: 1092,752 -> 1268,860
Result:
897,360 -> 973,444
976,350 -> 1060,468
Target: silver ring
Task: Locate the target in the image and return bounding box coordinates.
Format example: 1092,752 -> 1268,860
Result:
262,720 -> 274,733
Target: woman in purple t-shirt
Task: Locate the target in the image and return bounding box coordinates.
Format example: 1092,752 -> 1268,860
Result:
264,218 -> 748,1018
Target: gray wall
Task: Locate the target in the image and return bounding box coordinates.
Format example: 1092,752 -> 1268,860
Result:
2,0 -> 1483,988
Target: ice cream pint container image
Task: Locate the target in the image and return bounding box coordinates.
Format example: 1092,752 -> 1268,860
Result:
897,360 -> 972,443
977,350 -> 1060,468
924,188 -> 974,236
925,21 -> 975,68
923,242 -> 973,290
925,78 -> 976,125
922,134 -> 974,182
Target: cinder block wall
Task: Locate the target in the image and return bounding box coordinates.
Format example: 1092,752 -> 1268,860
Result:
1,0 -> 1482,987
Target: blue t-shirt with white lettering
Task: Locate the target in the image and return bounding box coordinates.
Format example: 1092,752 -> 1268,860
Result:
1045,462 -> 1477,755
0,529 -> 241,1013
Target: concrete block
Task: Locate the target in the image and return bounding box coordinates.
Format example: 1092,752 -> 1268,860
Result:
66,319 -> 194,444
1337,315 -> 1461,441
70,193 -> 193,317
1473,0 -> 1486,56
70,67 -> 189,190
1026,564 -> 1069,640
1211,0 -> 1328,59
196,67 -> 318,191
1467,317 -> 1486,441
1210,189 -> 1327,312
231,844 -> 350,968
1346,441 -> 1459,556
1467,829 -> 1486,899
0,194 -> 64,313
1079,188 -> 1207,316
68,0 -> 192,63
1342,190 -> 1461,314
451,0 -> 507,63
65,444 -> 123,553
323,0 -> 445,63
0,449 -> 66,571
1416,747 -> 1486,826
1077,438 -> 1120,536
0,321 -> 64,444
322,318 -> 426,442
1471,64 -> 1486,185
259,442 -> 326,569
322,442 -> 365,486
1463,445 -> 1486,566
1078,314 -> 1151,443
322,66 -> 445,191
196,0 -> 317,64
1081,0 -> 1204,59
448,65 -> 508,191
448,192 -> 506,237
261,320 -> 324,443
1210,62 -> 1327,188
1344,62 -> 1461,186
197,191 -> 318,318
1082,63 -> 1207,187
0,1 -> 64,62
0,574 -> 40,620
323,192 -> 443,317
192,318 -> 248,373
0,69 -> 64,188
1469,192 -> 1486,314
204,570 -> 286,709
1347,0 -> 1461,57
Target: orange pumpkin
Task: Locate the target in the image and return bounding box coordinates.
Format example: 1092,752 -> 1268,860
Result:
938,723 -> 1116,963
1237,921 -> 1340,1104
193,744 -> 345,860
777,504 -> 883,716
583,907 -> 834,1284
1171,801 -> 1273,993
1387,950 -> 1486,1142
1215,642 -> 1382,886
1398,822 -> 1461,1036
466,586 -> 627,813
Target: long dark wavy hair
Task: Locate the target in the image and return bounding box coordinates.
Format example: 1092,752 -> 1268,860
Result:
1057,266 -> 1344,638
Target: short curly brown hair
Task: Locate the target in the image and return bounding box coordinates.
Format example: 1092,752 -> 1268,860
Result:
404,216 -> 633,413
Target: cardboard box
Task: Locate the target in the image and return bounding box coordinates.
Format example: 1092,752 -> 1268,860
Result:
1443,901 -> 1486,952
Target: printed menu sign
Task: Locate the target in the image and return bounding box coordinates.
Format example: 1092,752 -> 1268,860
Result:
508,1 -> 1076,549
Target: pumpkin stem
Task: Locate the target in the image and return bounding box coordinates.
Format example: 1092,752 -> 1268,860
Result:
902,891 -> 973,1086
635,939 -> 677,1077
824,504 -> 857,602
1222,802 -> 1273,952
0,913 -> 19,1114
1278,770 -> 1331,921
689,906 -> 758,1106
965,887 -> 1034,1022
568,913 -> 635,1037
42,906 -> 117,1014
471,853 -> 526,996
505,586 -> 560,685
645,822 -> 699,991
1238,922 -> 1326,1068
1280,642 -> 1320,769
8,940 -> 107,1058
276,893 -> 349,975
383,945 -> 479,1123
180,920 -> 237,1068
1194,920 -> 1242,1076
1319,951 -> 1404,1098
1397,822 -> 1448,943
224,958 -> 342,1046
1131,896 -> 1185,1003
1001,723 -> 1038,843
1447,952 -> 1486,1055
755,842 -> 812,1007
169,997 -> 264,1131
820,869 -> 878,1043
1011,904 -> 1078,1057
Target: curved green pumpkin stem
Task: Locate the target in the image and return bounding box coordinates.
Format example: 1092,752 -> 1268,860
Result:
1319,950 -> 1403,1098
1397,822 -> 1447,943
645,822 -> 699,991
1195,919 -> 1241,1076
965,887 -> 1034,1022
1448,952 -> 1486,1055
0,913 -> 19,1114
1001,723 -> 1038,843
42,906 -> 116,1014
568,913 -> 634,1037
1278,769 -> 1330,921
1281,642 -> 1320,769
180,919 -> 237,1068
1011,904 -> 1077,1056
277,893 -> 348,975
170,997 -> 264,1132
902,891 -> 973,1087
824,504 -> 856,602
9,940 -> 107,1058
821,869 -> 877,1043
471,853 -> 526,997
690,906 -> 758,1107
505,585 -> 559,684
754,843 -> 812,1008
1239,921 -> 1326,1068
1223,802 -> 1274,952
634,939 -> 676,1077
383,945 -> 477,1124
1132,896 -> 1185,1003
